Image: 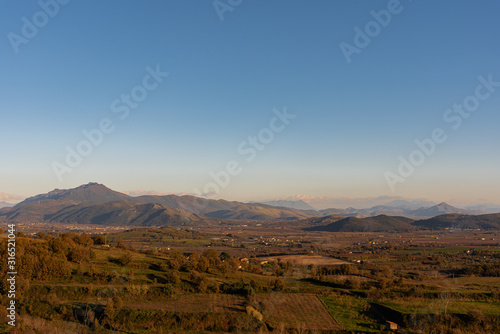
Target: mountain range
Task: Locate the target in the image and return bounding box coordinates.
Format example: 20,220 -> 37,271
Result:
305,215 -> 416,232
305,213 -> 500,232
263,200 -> 482,219
1,183 -> 499,231
260,199 -> 317,211
0,183 -> 316,225
265,195 -> 437,210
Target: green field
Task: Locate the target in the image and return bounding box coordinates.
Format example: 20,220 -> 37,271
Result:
319,294 -> 382,332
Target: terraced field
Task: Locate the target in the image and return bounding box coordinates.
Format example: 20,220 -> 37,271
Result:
257,293 -> 341,330
125,293 -> 340,331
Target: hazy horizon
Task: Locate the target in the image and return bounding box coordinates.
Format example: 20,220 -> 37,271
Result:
2,182 -> 500,210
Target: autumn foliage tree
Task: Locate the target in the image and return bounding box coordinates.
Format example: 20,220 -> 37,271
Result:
203,249 -> 221,266
93,234 -> 106,245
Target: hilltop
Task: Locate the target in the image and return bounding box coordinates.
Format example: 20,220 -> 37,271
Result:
413,213 -> 500,230
305,215 -> 415,232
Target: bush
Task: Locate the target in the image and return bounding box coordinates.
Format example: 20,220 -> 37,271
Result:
344,278 -> 360,290
165,270 -> 181,286
93,234 -> 106,245
221,281 -> 256,296
67,245 -> 93,264
111,253 -> 133,266
104,298 -> 115,319
112,295 -> 123,310
116,238 -> 127,249
246,306 -> 263,322
160,284 -> 176,296
468,309 -> 485,324
270,279 -> 284,291
220,251 -> 232,261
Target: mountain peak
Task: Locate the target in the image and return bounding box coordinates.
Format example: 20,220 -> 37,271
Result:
20,183 -> 129,205
81,182 -> 106,188
410,202 -> 469,218
433,202 -> 457,211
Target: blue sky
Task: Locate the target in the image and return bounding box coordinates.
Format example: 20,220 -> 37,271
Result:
1,0 -> 499,204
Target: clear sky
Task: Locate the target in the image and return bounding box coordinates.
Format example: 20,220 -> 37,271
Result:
1,0 -> 499,204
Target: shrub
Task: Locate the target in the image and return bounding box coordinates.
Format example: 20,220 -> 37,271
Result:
93,234 -> 106,245
113,253 -> 133,266
344,278 -> 360,290
67,245 -> 92,264
221,281 -> 255,296
104,298 -> 115,319
116,238 -> 127,249
246,306 -> 263,322
270,279 -> 284,292
165,270 -> 181,286
112,295 -> 123,310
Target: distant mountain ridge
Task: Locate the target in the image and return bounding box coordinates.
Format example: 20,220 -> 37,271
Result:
262,199 -> 483,219
1,183 -> 318,225
464,203 -> 500,214
304,212 -> 500,232
413,213 -> 500,230
305,215 -> 415,232
1,183 -> 498,230
270,196 -> 437,210
260,199 -> 317,211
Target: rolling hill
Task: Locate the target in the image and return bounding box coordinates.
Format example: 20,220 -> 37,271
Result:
0,199 -> 77,222
131,195 -> 317,220
292,214 -> 348,229
412,213 -> 500,230
303,212 -> 500,232
319,208 -> 358,217
305,215 -> 415,232
45,201 -> 209,227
